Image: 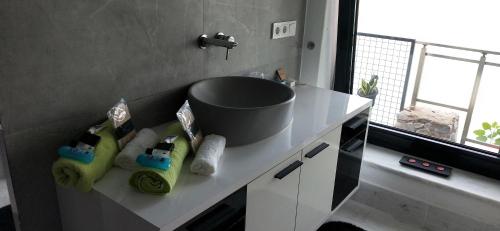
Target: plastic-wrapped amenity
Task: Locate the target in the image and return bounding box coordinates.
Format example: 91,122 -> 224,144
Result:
176,100 -> 203,152
107,98 -> 137,150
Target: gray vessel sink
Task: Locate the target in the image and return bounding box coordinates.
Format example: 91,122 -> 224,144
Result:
188,76 -> 295,146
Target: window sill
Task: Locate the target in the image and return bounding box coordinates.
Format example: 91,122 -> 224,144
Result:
361,144 -> 500,225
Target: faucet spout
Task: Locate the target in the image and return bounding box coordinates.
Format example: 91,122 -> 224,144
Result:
200,37 -> 238,49
198,32 -> 238,49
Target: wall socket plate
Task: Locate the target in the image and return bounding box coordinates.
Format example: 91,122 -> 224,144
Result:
272,21 -> 296,39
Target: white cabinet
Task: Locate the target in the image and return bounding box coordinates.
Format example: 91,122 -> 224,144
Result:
246,127 -> 342,231
296,127 -> 341,231
246,152 -> 302,231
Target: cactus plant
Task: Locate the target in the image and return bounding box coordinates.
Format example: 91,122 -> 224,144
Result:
359,75 -> 379,96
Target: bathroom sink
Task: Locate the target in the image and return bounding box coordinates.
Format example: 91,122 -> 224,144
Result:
188,76 -> 295,146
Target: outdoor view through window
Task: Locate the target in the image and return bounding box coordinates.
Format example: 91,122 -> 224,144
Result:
355,0 -> 500,154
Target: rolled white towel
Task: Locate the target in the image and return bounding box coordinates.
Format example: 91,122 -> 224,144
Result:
114,128 -> 159,171
190,134 -> 226,175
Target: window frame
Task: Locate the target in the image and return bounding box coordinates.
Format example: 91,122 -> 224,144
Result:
334,0 -> 500,180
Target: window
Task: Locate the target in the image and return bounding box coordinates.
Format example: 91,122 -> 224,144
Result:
334,0 -> 500,180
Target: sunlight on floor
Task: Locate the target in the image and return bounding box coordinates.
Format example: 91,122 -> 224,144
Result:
0,179 -> 10,208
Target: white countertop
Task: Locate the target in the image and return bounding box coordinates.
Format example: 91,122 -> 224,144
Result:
93,85 -> 371,230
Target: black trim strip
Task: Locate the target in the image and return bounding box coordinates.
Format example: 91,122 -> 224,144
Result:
333,0 -> 360,93
305,143 -> 330,159
344,116 -> 368,131
274,161 -> 303,180
342,139 -> 364,152
368,123 -> 500,181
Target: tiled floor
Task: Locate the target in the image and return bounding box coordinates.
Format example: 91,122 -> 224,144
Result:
330,200 -> 426,231
329,182 -> 499,231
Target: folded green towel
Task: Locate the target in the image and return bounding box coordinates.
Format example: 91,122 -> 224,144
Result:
52,122 -> 119,192
129,122 -> 190,195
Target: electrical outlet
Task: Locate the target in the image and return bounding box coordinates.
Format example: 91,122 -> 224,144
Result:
272,21 -> 297,39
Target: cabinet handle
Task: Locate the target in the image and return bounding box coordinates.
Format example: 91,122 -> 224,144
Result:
305,142 -> 330,159
274,161 -> 303,180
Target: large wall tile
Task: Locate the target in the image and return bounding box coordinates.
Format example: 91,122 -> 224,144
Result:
204,0 -> 305,79
0,0 -> 306,230
0,0 -> 204,134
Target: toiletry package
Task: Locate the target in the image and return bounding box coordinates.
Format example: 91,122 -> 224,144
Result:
107,98 -> 137,149
136,154 -> 171,171
88,122 -> 106,134
129,122 -> 189,195
163,135 -> 178,143
136,143 -> 174,170
176,100 -> 203,152
145,143 -> 174,159
57,132 -> 101,164
52,122 -> 119,192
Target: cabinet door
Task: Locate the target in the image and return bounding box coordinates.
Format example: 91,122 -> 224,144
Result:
246,152 -> 302,231
295,127 -> 341,231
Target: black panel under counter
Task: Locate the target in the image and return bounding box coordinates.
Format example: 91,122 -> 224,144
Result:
332,109 -> 369,211
175,186 -> 247,231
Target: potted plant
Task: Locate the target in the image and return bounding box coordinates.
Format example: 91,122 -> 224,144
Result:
357,74 -> 379,106
473,121 -> 500,149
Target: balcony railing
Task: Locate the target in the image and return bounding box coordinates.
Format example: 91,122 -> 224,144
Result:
354,33 -> 500,153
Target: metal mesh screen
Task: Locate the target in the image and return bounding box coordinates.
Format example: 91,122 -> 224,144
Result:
354,33 -> 415,126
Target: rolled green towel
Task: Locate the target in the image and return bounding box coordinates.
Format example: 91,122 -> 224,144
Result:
52,122 -> 119,192
129,122 -> 190,195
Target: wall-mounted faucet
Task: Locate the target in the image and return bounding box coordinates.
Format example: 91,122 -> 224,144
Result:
199,32 -> 238,60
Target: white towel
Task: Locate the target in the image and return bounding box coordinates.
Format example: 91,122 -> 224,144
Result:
114,128 -> 159,171
190,134 -> 226,175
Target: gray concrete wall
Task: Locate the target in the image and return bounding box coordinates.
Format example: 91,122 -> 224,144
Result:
0,0 -> 306,230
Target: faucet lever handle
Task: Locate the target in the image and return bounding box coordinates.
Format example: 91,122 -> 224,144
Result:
226,48 -> 229,60
215,32 -> 226,40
